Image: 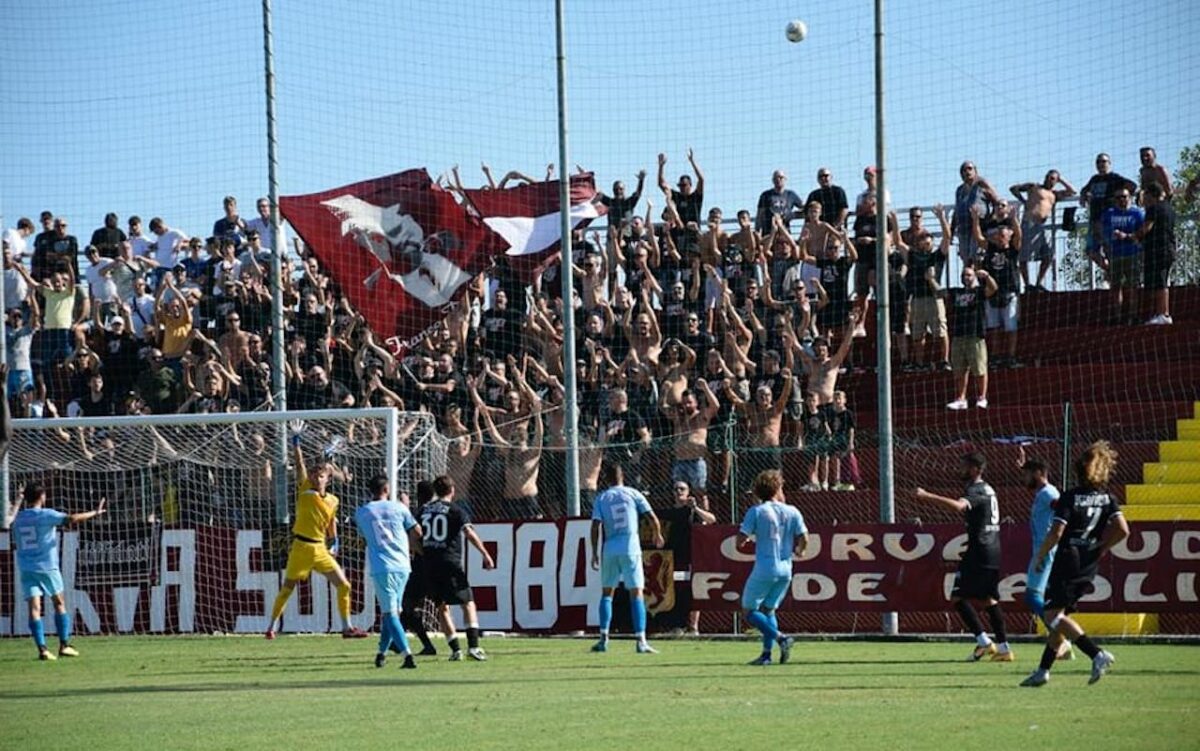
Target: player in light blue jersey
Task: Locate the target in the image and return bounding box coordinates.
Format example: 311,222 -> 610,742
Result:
354,474 -> 423,669
737,469 -> 808,666
1018,450 -> 1073,662
590,463 -> 663,654
7,482 -> 106,660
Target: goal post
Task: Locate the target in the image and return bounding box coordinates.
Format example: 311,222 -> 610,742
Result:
1,408 -> 446,635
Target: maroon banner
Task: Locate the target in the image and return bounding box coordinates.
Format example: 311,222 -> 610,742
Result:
690,523 -> 1200,613
280,169 -> 505,355
463,173 -> 605,283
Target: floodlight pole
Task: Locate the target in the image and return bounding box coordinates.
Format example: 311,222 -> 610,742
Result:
874,0 -> 899,637
555,0 -> 582,518
263,0 -> 290,524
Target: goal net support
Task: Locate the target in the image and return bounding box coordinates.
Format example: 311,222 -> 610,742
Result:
1,408 -> 446,636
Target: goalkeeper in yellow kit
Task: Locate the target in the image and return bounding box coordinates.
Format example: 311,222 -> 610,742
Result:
265,422 -> 367,639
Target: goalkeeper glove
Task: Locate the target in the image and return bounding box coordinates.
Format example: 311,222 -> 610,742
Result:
287,419 -> 306,447
328,536 -> 340,556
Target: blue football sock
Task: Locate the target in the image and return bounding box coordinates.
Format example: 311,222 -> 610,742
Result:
385,613 -> 409,655
631,596 -> 647,636
55,612 -> 71,644
598,595 -> 613,634
30,618 -> 46,650
377,615 -> 393,654
766,612 -> 781,650
745,610 -> 778,653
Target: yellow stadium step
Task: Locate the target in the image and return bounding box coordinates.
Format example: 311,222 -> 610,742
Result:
1159,442 -> 1200,462
1179,422 -> 1200,440
1037,613 -> 1158,637
1122,504 -> 1200,521
1126,484 -> 1200,505
1143,462 -> 1200,484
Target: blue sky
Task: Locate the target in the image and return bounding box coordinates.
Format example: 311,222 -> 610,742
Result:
2,0 -> 1197,239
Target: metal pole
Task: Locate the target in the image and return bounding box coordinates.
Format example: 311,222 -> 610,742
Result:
555,0 -> 581,518
262,0 -> 289,524
385,408 -> 399,498
874,0 -> 898,637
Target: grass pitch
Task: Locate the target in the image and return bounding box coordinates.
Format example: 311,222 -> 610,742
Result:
1,636 -> 1197,750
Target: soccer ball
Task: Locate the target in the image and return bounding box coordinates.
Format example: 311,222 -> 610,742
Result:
786,20 -> 808,43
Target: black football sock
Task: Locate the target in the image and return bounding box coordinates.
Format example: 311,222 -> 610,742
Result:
1074,634 -> 1101,659
401,612 -> 434,651
1039,645 -> 1057,672
954,600 -> 985,637
985,604 -> 1008,644
466,627 -> 480,650
448,637 -> 461,653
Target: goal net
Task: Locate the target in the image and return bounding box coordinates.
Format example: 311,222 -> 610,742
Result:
1,408 -> 446,636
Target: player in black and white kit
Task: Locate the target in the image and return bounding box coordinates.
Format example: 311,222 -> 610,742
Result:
399,480 -> 438,656
420,475 -> 495,661
916,453 -> 1013,662
1022,441 -> 1129,687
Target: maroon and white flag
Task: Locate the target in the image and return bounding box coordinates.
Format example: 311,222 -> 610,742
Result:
280,169 -> 503,353
464,172 -> 606,281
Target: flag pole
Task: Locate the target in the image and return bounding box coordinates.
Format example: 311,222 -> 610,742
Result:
874,0 -> 899,637
262,0 -> 289,524
555,0 -> 581,518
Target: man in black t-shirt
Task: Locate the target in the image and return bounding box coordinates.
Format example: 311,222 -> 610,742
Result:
905,205 -> 952,371
915,452 -> 1013,662
89,213 -> 127,259
972,209 -> 1022,368
1022,441 -> 1129,687
599,171 -> 646,229
937,265 -> 997,410
1080,153 -> 1137,268
1133,183 -> 1176,324
806,168 -> 850,227
419,475 -> 496,662
657,150 -> 705,227
601,389 -> 650,487
480,290 -> 524,358
659,481 -> 717,634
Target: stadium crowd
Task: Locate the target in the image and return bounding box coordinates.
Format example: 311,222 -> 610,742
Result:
1,149 -> 1184,519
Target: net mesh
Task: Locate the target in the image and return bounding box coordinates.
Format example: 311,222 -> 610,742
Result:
3,410 -> 445,635
1,0 -> 1197,636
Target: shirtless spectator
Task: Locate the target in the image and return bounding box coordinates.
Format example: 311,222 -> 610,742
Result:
950,162 -> 999,264
755,170 -> 804,233
1137,147 -> 1173,202
794,309 -> 862,405
1009,170 -> 1076,291
807,168 -> 850,227
663,381 -> 719,509
481,396 -> 545,519
905,205 -> 952,372
725,369 -> 793,494
1080,153 -> 1137,273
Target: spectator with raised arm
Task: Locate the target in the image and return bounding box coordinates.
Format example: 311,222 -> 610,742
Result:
1009,169 -> 1076,292
972,207 -> 1023,369
905,205 -> 952,372
935,265 -> 997,410
657,149 -> 705,230
599,170 -> 647,230
950,162 -> 999,264
1137,147 -> 1173,202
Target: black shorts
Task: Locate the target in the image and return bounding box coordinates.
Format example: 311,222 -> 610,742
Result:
1143,252 -> 1174,290
951,564 -> 1000,601
1045,554 -> 1096,613
424,560 -> 473,606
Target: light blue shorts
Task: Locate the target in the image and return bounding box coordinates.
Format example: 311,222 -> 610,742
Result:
21,570 -> 64,600
601,553 -> 644,590
371,571 -> 410,614
742,573 -> 791,612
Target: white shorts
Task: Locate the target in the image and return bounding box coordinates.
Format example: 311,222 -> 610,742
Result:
704,272 -> 724,310
985,294 -> 1019,333
371,571 -> 410,614
601,552 -> 645,590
